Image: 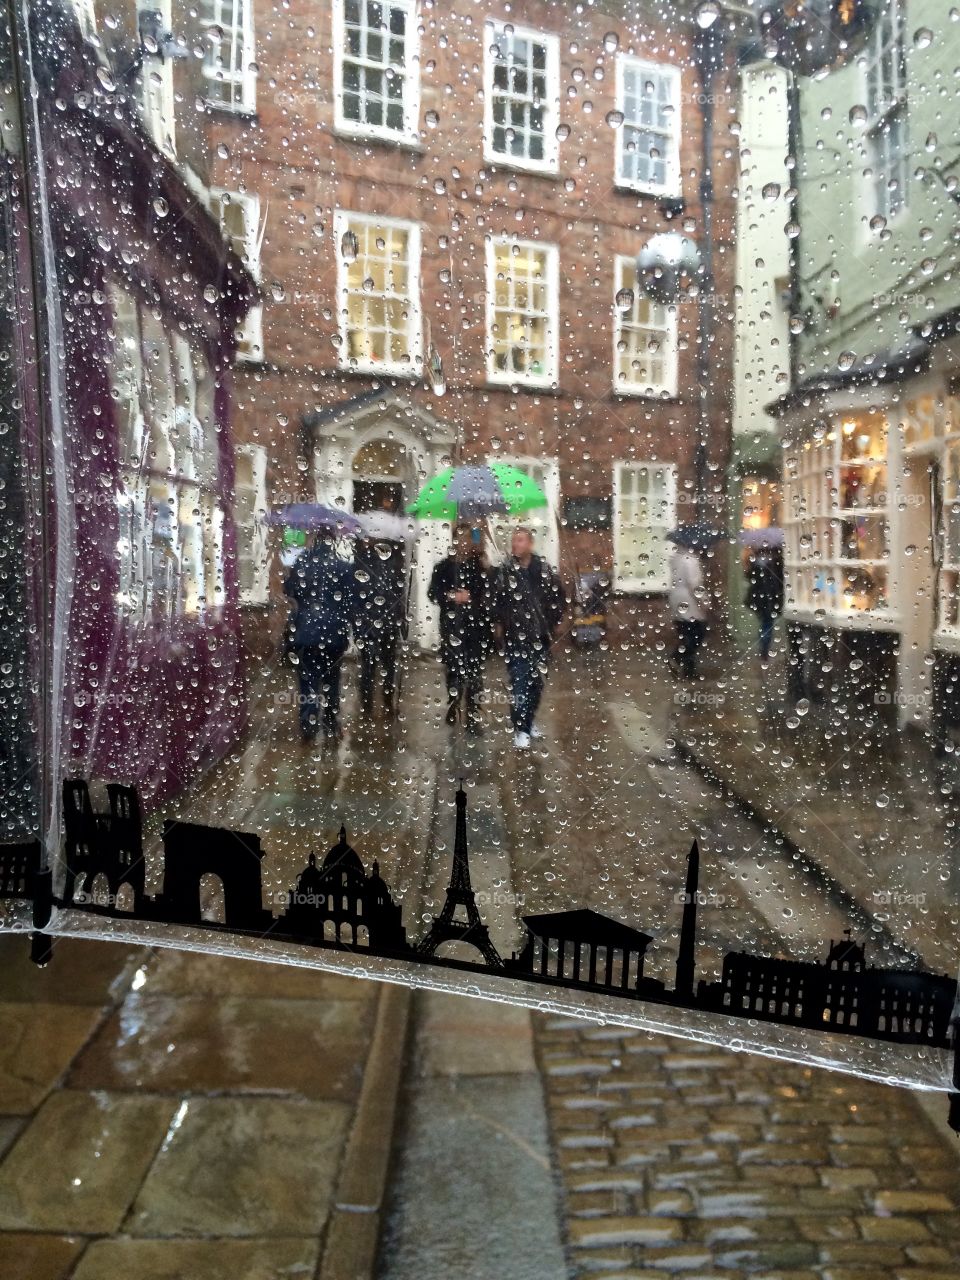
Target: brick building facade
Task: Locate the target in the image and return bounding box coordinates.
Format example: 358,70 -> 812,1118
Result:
199,0 -> 740,649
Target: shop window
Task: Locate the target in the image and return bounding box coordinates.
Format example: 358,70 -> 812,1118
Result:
201,0 -> 257,113
211,189 -> 263,363
615,56 -> 681,196
335,212 -> 422,375
105,282 -> 226,623
235,445 -> 269,605
864,0 -> 908,222
484,20 -> 560,173
783,415 -> 890,619
612,256 -> 677,397
938,435 -> 960,636
613,462 -> 676,593
486,238 -> 558,388
334,0 -> 419,143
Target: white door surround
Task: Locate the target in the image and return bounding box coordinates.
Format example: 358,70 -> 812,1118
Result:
307,392 -> 456,650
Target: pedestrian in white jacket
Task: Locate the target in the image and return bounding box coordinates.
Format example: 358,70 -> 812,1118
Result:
669,546 -> 707,678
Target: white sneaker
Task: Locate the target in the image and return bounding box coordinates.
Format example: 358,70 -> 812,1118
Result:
513,731 -> 531,750
530,724 -> 545,740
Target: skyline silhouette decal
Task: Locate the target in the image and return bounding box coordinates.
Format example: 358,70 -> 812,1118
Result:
2,776 -> 959,1128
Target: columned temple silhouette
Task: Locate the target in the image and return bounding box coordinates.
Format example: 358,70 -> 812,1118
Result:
1,778 -> 958,1086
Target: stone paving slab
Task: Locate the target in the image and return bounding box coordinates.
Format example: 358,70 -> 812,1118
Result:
67,992 -> 373,1100
536,1015 -> 960,1279
0,1232 -> 85,1280
71,1236 -> 320,1280
0,1090 -> 177,1233
0,1002 -> 104,1114
126,1095 -> 352,1238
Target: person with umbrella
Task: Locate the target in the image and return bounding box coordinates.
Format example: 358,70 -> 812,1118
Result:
428,523 -> 491,735
493,526 -> 565,750
276,505 -> 360,742
742,529 -> 785,663
409,462 -> 551,739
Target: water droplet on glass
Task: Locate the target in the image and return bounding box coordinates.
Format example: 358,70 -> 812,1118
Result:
605,109 -> 624,129
914,27 -> 934,49
615,287 -> 634,312
849,104 -> 868,125
341,229 -> 358,263
762,182 -> 781,202
425,110 -> 439,128
152,197 -> 169,218
555,123 -> 571,141
603,32 -> 619,53
838,351 -> 856,371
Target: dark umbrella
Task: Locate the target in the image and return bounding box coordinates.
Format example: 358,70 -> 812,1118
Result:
666,524 -> 725,551
265,503 -> 363,537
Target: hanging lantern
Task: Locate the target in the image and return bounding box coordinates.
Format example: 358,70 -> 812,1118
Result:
761,0 -> 878,76
636,233 -> 702,305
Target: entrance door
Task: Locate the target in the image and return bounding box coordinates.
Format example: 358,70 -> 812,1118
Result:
353,479 -> 404,515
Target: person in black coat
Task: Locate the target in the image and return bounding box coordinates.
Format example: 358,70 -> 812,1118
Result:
492,526 -> 565,749
283,532 -> 356,741
745,545 -> 784,661
428,525 -> 491,735
353,536 -> 406,719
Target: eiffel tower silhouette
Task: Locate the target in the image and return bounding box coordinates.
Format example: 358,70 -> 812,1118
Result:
417,783 -> 503,967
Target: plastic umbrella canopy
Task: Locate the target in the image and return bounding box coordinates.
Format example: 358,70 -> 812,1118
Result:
357,510 -> 416,542
407,463 -> 548,521
666,524 -> 726,551
265,503 -> 363,536
739,527 -> 785,549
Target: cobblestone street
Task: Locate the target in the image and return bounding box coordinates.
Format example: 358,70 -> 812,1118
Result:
537,1015 -> 960,1280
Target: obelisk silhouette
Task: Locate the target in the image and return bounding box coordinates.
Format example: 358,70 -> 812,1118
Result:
675,839 -> 699,1001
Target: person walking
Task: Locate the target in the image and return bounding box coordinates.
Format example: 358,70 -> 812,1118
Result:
284,529 -> 356,742
354,536 -> 406,719
668,542 -> 708,680
428,525 -> 491,735
493,526 -> 565,750
745,544 -> 784,662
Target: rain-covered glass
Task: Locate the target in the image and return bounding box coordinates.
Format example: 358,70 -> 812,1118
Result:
1,0 -> 959,1101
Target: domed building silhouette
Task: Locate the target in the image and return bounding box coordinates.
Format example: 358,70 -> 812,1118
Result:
278,826 -> 407,954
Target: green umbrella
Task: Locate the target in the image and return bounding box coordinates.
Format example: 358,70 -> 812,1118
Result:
407,463 -> 548,521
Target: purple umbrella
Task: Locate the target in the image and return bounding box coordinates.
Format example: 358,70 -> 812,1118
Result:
265,503 -> 363,537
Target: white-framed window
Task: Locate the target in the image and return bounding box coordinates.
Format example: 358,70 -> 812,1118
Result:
201,0 -> 256,113
485,237 -> 559,388
615,56 -> 681,196
864,0 -> 908,222
613,256 -> 677,397
613,462 -> 677,593
333,0 -> 420,143
105,280 -> 228,622
335,211 -> 422,375
483,20 -> 560,173
235,444 -> 269,604
211,189 -> 263,363
486,455 -> 560,567
782,413 -> 891,619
